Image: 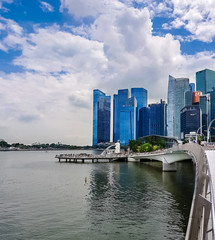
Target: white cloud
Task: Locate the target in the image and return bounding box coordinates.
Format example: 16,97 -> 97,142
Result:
159,0 -> 215,42
60,0 -> 123,18
40,1 -> 54,12
0,17 -> 24,51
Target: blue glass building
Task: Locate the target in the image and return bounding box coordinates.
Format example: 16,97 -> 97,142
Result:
149,100 -> 167,136
119,97 -> 137,145
93,89 -> 111,146
196,69 -> 215,94
113,89 -> 129,143
139,107 -> 150,137
180,106 -> 201,140
167,75 -> 190,139
208,87 -> 215,136
131,88 -> 147,138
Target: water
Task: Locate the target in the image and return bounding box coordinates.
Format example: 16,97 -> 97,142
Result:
0,150 -> 195,240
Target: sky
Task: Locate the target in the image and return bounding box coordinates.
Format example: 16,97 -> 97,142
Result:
1,0 -> 215,145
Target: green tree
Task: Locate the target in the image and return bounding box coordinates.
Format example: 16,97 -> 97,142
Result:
142,143 -> 153,152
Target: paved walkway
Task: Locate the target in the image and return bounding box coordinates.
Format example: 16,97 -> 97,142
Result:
205,150 -> 215,198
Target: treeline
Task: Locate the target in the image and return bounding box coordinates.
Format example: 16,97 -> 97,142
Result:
129,136 -> 166,152
0,140 -> 92,150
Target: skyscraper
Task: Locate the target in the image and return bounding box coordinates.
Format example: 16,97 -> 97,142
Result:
119,97 -> 137,145
199,94 -> 211,136
139,107 -> 150,137
149,99 -> 167,136
131,88 -> 147,138
196,69 -> 215,94
93,89 -> 111,145
167,75 -> 190,139
113,89 -> 129,143
180,106 -> 201,140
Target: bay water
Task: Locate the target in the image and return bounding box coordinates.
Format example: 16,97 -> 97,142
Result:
0,150 -> 195,240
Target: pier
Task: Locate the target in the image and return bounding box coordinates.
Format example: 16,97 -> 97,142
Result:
55,153 -> 128,163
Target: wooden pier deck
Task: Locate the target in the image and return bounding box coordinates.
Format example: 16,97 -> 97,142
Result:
55,153 -> 128,163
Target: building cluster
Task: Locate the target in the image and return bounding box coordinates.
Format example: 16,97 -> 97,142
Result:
93,68 -> 215,145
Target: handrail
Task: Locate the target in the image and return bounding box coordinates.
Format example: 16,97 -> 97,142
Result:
178,143 -> 215,240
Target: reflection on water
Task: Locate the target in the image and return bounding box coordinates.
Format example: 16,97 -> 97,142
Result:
0,151 -> 194,240
88,161 -> 194,240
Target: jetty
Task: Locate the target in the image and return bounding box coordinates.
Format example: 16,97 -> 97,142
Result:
55,153 -> 128,163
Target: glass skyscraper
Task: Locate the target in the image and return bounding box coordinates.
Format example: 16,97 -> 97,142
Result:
139,107 -> 150,137
119,97 -> 137,145
113,88 -> 149,145
131,88 -> 147,138
93,89 -> 111,146
167,75 -> 190,139
199,94 -> 211,136
113,89 -> 129,143
149,100 -> 167,136
208,87 -> 215,136
196,69 -> 215,94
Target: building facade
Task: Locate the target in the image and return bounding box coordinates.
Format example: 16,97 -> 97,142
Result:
131,88 -> 147,138
196,69 -> 215,94
167,75 -> 190,139
139,107 -> 150,137
93,89 -> 111,145
149,100 -> 167,136
119,97 -> 137,145
180,105 -> 201,140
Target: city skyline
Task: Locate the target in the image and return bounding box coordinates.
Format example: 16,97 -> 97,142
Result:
1,1 -> 215,145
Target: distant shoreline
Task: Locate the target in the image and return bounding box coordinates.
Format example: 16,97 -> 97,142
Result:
0,148 -> 103,152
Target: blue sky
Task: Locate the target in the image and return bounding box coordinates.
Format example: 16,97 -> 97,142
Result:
1,0 -> 215,145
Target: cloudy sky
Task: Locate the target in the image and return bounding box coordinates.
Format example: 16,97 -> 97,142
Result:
0,0 -> 215,145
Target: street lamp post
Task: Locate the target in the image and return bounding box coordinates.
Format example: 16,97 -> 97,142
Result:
207,119 -> 215,143
197,125 -> 206,135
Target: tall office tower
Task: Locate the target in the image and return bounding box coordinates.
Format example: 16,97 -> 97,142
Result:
199,94 -> 211,136
185,90 -> 193,106
113,89 -> 129,142
180,106 -> 201,140
139,107 -> 150,137
93,89 -> 111,146
131,88 -> 148,138
196,69 -> 215,94
149,99 -> 167,136
167,75 -> 190,139
119,97 -> 137,145
209,87 -> 215,136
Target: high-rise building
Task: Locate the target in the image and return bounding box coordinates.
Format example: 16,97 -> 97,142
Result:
199,94 -> 211,136
185,90 -> 193,106
93,89 -> 111,145
149,100 -> 167,136
196,69 -> 215,94
113,88 -> 147,144
180,106 -> 201,140
139,107 -> 150,137
119,97 -> 137,145
208,87 -> 215,136
167,75 -> 190,139
113,89 -> 129,142
131,88 -> 147,138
